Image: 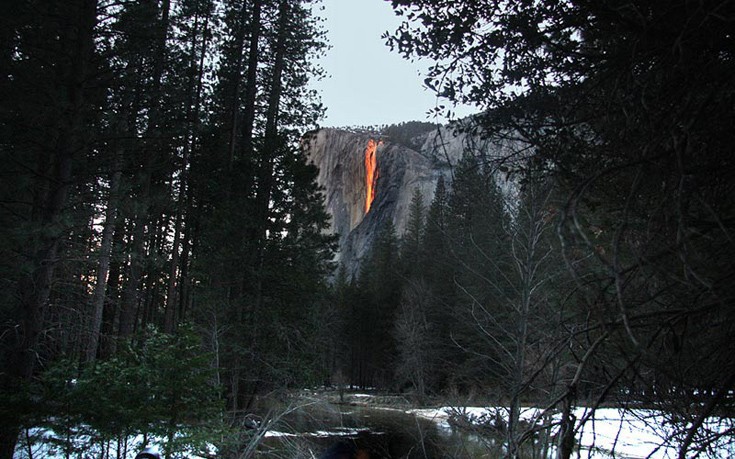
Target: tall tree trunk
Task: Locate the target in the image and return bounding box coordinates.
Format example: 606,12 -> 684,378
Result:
218,0 -> 266,412
232,1 -> 288,409
251,0 -> 287,278
258,0 -> 287,219
164,7 -> 210,332
100,223 -> 125,358
241,0 -> 262,159
85,152 -> 123,362
118,178 -> 150,337
144,217 -> 167,327
163,193 -> 184,333
17,0 -> 97,379
226,0 -> 250,166
101,61 -> 140,353
179,178 -> 198,323
119,0 -> 171,338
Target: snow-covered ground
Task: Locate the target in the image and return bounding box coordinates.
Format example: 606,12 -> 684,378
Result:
15,404 -> 735,458
265,426 -> 375,439
408,405 -> 735,458
13,429 -> 215,459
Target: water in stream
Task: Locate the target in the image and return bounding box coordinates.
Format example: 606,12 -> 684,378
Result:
256,402 -> 498,458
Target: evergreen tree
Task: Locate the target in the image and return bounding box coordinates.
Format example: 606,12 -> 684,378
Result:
190,0 -> 331,411
0,1 -> 99,456
0,0 -> 333,455
353,223 -> 402,388
393,278 -> 438,398
446,155 -> 514,389
419,175 -> 457,388
400,188 -> 426,275
423,176 -> 452,286
389,1 -> 735,455
35,326 -> 222,459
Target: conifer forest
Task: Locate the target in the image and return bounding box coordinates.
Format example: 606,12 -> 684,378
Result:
1,0 -> 734,458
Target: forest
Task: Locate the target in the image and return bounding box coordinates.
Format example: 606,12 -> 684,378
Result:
1,0 -> 734,458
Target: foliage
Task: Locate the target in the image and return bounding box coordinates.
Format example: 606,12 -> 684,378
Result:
0,1 -> 334,455
381,121 -> 440,150
31,326 -> 223,458
387,0 -> 735,456
393,278 -> 441,399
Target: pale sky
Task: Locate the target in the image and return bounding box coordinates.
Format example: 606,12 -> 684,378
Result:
309,0 -> 477,128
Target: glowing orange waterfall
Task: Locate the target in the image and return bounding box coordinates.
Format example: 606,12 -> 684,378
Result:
364,139 -> 380,213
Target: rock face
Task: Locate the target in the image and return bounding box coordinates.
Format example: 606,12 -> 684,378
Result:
303,125 -> 517,278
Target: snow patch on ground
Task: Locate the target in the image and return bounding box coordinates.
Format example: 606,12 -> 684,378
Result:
16,404 -> 735,458
14,429 -> 213,459
408,405 -> 735,458
266,426 -> 377,439
264,430 -> 298,438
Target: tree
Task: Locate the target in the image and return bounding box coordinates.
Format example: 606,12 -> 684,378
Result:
0,1 -> 99,456
388,0 -> 735,456
419,175 -> 459,388
393,187 -> 447,398
400,188 -> 426,273
445,156 -> 514,389
35,326 -> 222,459
352,223 -> 402,388
0,0 -> 332,455
498,171 -> 568,457
190,0 -> 331,412
117,0 -> 175,340
393,278 -> 441,399
423,176 -> 451,285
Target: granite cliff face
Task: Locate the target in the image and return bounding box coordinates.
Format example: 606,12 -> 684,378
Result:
303,125 -> 517,278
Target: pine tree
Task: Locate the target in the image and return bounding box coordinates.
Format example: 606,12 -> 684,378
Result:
390,2 -> 735,455
190,0 -> 331,411
400,188 -> 426,275
353,223 -> 402,388
1,0 -> 333,454
0,0 -> 99,456
419,176 -> 458,387
423,175 -> 451,285
446,155 -> 514,388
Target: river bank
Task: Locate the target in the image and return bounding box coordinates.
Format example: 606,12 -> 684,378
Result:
259,389 -> 735,458
16,390 -> 733,458
258,390 -> 492,458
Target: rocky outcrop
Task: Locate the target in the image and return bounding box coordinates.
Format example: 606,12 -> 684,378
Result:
303,125 -> 518,278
